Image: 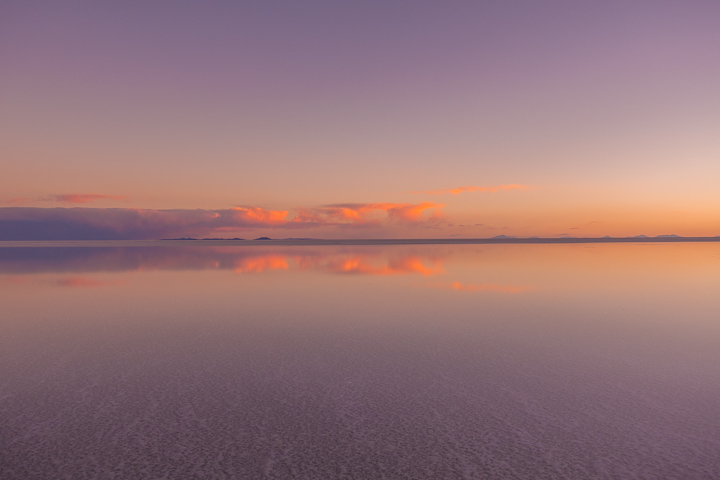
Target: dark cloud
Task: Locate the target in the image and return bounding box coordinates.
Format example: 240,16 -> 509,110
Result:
0,208 -> 269,240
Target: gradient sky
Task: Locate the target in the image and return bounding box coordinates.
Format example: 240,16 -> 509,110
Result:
2,1 -> 719,239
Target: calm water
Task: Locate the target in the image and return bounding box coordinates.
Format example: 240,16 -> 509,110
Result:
1,243 -> 719,479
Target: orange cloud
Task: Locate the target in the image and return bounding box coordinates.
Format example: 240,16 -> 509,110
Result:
318,202 -> 444,224
240,203 -> 442,227
413,184 -> 529,195
291,208 -> 326,223
233,207 -> 289,224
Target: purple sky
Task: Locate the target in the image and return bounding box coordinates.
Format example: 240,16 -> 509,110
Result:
2,1 -> 719,238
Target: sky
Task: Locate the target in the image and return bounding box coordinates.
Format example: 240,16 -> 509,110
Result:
1,0 -> 719,239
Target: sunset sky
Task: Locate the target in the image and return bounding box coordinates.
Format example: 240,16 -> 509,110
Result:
2,1 -> 719,239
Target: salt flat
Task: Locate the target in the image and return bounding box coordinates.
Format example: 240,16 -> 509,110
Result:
1,243 -> 719,479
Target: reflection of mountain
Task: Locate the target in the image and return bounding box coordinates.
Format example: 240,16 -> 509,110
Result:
0,247 -> 444,276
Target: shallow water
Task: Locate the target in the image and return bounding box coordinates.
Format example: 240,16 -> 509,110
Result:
1,243 -> 719,479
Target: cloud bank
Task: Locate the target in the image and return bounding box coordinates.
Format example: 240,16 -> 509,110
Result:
0,203 -> 445,240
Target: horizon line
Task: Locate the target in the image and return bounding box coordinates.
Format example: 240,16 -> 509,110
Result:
2,236 -> 720,248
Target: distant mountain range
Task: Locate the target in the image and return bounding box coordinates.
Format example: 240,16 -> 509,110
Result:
146,235 -> 720,246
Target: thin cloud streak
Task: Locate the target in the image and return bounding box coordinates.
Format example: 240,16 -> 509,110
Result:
49,194 -> 128,204
413,184 -> 530,195
8,198 -> 33,205
6,194 -> 127,205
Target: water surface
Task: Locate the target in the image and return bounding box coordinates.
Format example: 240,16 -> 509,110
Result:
1,243 -> 719,479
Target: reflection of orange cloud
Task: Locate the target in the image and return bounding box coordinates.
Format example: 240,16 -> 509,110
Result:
326,255 -> 443,276
413,184 -> 529,195
228,252 -> 444,276
388,257 -> 442,275
233,255 -> 289,273
431,281 -> 529,293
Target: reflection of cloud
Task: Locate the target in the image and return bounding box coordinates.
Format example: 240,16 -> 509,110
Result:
412,184 -> 529,195
233,255 -> 289,273
430,281 -> 529,293
0,247 -> 446,277
0,203 -> 445,240
320,255 -> 443,276
232,253 -> 442,275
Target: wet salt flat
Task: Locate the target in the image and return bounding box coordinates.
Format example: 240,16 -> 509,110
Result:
1,243 -> 720,479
